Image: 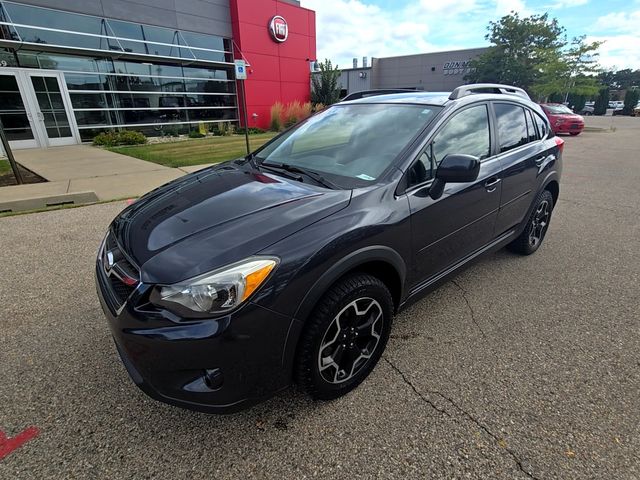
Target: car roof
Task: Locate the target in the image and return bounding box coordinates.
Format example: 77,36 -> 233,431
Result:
341,92 -> 452,106
340,90 -> 538,108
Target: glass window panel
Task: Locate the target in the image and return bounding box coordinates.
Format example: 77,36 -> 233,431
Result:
0,92 -> 25,110
0,74 -> 21,93
45,77 -> 61,92
5,3 -> 106,35
31,77 -> 45,91
65,73 -> 109,90
108,20 -> 145,41
43,112 -> 57,128
182,66 -> 231,80
54,112 -> 70,128
495,103 -> 528,153
418,104 -> 490,183
15,26 -> 106,51
74,110 -> 113,127
70,93 -> 109,109
0,112 -> 31,129
180,31 -> 225,51
5,126 -> 34,140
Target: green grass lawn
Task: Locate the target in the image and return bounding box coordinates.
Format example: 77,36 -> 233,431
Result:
108,133 -> 278,168
0,160 -> 9,175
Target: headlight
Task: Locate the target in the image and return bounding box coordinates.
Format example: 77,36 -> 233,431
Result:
152,257 -> 278,316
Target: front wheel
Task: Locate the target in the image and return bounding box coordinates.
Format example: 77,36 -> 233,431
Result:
570,132 -> 581,136
507,189 -> 554,255
294,274 -> 393,400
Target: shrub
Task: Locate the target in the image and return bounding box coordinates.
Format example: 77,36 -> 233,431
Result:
118,130 -> 147,145
313,102 -> 326,113
188,130 -> 206,138
236,127 -> 266,135
93,131 -> 119,147
270,102 -> 284,131
623,89 -> 639,116
93,130 -> 146,146
593,88 -> 609,116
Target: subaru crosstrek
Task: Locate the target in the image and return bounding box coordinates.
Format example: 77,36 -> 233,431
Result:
96,83 -> 563,413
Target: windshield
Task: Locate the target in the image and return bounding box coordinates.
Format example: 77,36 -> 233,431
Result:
544,104 -> 574,114
256,103 -> 441,186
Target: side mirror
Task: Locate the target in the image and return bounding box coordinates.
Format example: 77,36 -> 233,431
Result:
429,154 -> 480,200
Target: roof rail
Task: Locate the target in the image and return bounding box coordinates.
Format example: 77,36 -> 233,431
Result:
449,83 -> 530,101
341,89 -> 418,102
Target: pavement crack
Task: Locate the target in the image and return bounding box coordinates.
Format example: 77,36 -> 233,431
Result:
433,390 -> 541,480
383,356 -> 451,418
384,356 -> 539,480
451,279 -> 489,342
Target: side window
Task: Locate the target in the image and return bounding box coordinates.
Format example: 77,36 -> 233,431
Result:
534,112 -> 548,139
495,103 -> 528,153
407,104 -> 491,188
525,109 -> 538,142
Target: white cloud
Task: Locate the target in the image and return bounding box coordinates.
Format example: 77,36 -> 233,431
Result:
593,10 -> 640,33
302,1 -> 640,70
302,0 -> 485,67
587,34 -> 640,70
550,0 -> 588,8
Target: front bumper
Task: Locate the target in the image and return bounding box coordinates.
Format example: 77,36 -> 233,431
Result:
96,264 -> 296,414
554,122 -> 584,134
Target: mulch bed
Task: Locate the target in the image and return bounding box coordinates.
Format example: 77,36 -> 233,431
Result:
0,163 -> 46,187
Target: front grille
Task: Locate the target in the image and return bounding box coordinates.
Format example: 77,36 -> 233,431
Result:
99,231 -> 140,311
109,275 -> 137,305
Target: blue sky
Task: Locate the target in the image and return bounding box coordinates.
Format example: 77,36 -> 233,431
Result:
301,0 -> 640,70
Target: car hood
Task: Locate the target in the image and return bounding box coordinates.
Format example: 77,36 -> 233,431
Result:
551,113 -> 583,121
111,162 -> 351,284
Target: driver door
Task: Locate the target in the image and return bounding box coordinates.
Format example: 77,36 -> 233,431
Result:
405,103 -> 502,286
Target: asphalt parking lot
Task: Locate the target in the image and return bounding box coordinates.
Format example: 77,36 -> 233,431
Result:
1,117 -> 639,479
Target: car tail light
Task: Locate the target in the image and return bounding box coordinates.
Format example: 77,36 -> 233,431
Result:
555,136 -> 564,153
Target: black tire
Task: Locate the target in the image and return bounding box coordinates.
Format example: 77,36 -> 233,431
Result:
570,132 -> 580,136
294,273 -> 393,400
507,189 -> 554,255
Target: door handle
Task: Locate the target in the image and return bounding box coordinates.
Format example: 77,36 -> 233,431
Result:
36,111 -> 44,121
535,154 -> 546,165
484,177 -> 501,192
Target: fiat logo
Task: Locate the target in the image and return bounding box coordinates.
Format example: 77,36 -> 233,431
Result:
269,15 -> 288,43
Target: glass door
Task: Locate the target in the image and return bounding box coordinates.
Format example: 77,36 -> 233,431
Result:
0,72 -> 39,149
25,72 -> 77,147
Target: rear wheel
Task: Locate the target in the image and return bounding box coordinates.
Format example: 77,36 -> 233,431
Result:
295,274 -> 393,400
570,132 -> 581,136
507,189 -> 554,255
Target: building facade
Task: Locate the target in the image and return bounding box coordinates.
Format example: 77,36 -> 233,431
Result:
330,47 -> 489,98
0,0 -> 316,149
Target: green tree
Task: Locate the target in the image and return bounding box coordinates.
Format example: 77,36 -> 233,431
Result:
623,89 -> 639,115
532,36 -> 602,101
311,59 -> 341,106
593,87 -> 609,115
466,13 -> 602,101
466,12 -> 566,92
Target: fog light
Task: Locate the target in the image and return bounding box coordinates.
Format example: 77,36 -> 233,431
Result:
204,368 -> 224,390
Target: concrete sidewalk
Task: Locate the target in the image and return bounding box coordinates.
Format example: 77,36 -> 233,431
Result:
0,145 -> 213,212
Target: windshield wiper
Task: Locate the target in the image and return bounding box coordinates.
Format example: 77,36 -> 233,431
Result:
258,162 -> 304,182
263,162 -> 339,189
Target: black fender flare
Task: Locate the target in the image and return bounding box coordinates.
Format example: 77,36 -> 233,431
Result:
293,245 -> 407,323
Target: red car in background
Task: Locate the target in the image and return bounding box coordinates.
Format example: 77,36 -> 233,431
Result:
540,103 -> 584,136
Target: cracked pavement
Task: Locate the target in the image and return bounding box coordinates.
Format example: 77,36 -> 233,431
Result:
1,116 -> 639,479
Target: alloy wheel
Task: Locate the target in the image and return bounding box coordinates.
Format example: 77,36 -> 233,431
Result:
529,200 -> 550,247
317,297 -> 384,384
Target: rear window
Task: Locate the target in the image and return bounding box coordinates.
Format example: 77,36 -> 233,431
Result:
494,103 -> 528,153
544,104 -> 573,114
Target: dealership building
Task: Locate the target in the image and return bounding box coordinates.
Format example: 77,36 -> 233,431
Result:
332,47 -> 489,98
0,0 -> 316,149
